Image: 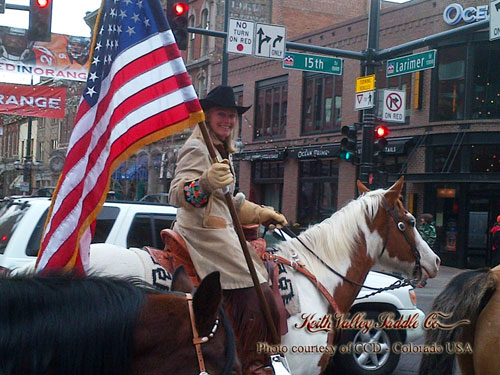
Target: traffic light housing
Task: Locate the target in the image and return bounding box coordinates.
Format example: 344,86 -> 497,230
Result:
167,1 -> 189,50
340,124 -> 359,164
374,125 -> 389,166
28,0 -> 53,42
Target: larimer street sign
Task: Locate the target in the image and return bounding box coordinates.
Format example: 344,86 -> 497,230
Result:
283,52 -> 343,75
386,49 -> 436,77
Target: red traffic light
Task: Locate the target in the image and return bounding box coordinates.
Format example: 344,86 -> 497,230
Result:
173,2 -> 189,16
36,0 -> 49,8
375,125 -> 389,138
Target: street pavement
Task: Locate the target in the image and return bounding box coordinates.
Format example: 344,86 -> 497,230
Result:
392,265 -> 467,375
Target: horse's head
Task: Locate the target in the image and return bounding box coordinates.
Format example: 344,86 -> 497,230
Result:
169,266 -> 242,375
357,177 -> 440,281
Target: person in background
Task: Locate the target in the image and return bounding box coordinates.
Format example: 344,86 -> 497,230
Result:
416,213 -> 436,287
490,215 -> 500,267
169,85 -> 287,375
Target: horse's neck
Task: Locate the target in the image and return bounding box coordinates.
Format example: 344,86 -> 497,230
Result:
333,245 -> 375,312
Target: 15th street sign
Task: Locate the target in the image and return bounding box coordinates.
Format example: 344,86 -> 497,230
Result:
283,52 -> 343,75
386,50 -> 436,77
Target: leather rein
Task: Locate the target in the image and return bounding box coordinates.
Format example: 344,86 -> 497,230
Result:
275,197 -> 421,301
185,293 -> 234,375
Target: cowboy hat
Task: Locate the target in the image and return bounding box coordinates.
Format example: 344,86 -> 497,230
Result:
200,85 -> 251,115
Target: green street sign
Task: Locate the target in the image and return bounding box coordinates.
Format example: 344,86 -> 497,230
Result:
386,49 -> 436,77
283,52 -> 343,75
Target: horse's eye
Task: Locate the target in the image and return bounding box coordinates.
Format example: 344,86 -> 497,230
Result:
397,222 -> 406,231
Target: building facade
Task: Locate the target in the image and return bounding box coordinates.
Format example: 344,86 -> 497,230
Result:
212,0 -> 499,269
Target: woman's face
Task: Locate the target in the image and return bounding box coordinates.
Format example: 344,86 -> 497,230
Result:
207,107 -> 238,141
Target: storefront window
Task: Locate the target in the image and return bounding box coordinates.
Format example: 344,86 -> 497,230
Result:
470,145 -> 500,172
252,161 -> 284,211
254,76 -> 287,139
302,73 -> 342,134
430,146 -> 461,173
297,159 -> 338,227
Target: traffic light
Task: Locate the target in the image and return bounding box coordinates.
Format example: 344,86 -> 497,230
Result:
340,124 -> 359,164
167,1 -> 189,50
373,125 -> 389,166
28,0 -> 53,42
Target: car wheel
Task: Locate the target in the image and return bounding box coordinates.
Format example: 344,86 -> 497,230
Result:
334,311 -> 401,375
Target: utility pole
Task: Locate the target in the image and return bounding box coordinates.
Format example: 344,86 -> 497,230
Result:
221,0 -> 229,85
23,75 -> 34,195
359,0 -> 380,185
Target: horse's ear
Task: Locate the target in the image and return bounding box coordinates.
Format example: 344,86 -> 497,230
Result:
193,271 -> 222,329
357,180 -> 370,195
171,266 -> 193,293
384,176 -> 405,206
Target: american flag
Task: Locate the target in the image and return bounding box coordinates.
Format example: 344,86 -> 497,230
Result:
36,0 -> 204,274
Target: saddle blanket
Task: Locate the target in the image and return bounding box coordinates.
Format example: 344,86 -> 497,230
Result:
264,246 -> 301,316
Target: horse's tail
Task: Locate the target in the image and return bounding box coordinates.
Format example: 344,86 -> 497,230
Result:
419,267 -> 497,375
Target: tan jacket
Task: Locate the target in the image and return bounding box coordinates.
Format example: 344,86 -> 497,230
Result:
169,128 -> 267,289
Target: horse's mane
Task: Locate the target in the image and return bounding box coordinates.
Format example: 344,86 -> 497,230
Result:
0,275 -> 149,375
278,188 -> 386,280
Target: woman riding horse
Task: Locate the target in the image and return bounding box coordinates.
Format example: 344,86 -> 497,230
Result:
169,85 -> 287,375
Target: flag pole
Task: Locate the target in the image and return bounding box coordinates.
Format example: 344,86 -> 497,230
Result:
197,121 -> 280,345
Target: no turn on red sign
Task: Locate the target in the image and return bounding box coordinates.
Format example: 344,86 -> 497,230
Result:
227,19 -> 255,55
382,89 -> 406,123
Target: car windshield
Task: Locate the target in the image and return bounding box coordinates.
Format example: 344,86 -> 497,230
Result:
0,201 -> 30,255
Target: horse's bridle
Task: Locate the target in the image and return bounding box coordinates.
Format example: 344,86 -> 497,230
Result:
380,197 -> 422,280
185,293 -> 235,375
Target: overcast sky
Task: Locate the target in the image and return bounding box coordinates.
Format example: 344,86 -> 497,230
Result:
0,0 -> 101,37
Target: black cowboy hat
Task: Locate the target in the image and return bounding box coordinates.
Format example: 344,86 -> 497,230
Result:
200,85 -> 251,115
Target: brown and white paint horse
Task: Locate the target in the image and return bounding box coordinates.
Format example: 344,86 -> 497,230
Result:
275,177 -> 440,374
419,264 -> 500,375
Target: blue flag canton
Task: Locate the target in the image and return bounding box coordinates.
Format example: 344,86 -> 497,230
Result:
84,0 -> 170,106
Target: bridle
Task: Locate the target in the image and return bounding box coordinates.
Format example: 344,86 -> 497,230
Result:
380,197 -> 422,280
186,293 -> 235,375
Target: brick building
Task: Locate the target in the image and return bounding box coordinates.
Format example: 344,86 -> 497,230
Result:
186,0 -> 499,269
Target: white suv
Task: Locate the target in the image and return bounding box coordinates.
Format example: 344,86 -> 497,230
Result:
0,197 -> 176,270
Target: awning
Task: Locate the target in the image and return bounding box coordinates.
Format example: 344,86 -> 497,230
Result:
234,149 -> 286,161
382,137 -> 414,155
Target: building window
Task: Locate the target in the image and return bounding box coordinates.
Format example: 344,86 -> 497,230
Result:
470,145 -> 500,173
254,76 -> 287,139
433,45 -> 466,121
471,42 -> 500,119
297,159 -> 338,227
200,9 -> 208,56
302,73 -> 342,134
375,67 -> 412,123
252,161 -> 284,211
429,146 -> 461,173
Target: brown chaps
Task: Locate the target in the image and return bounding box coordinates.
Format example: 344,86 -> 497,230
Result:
223,284 -> 281,373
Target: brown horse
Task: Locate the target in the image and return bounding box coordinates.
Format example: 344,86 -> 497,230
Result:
0,267 -> 241,375
419,264 -> 500,375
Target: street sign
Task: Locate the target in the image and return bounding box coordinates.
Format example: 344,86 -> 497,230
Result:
282,52 -> 343,75
227,19 -> 255,55
382,89 -> 406,123
355,90 -> 375,110
355,75 -> 375,93
490,0 -> 500,41
386,50 -> 436,77
254,23 -> 286,59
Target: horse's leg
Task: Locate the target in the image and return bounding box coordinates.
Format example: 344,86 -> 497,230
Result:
223,284 -> 282,375
473,288 -> 500,375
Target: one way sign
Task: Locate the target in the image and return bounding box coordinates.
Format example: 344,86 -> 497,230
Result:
254,23 -> 286,59
355,90 -> 375,110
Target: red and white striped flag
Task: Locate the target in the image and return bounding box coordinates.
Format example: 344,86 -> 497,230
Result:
36,0 -> 204,274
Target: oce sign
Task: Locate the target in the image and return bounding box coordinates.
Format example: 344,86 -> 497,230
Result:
443,3 -> 488,25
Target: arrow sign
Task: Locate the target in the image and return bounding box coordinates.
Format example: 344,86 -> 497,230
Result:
254,23 -> 286,59
382,89 -> 406,123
